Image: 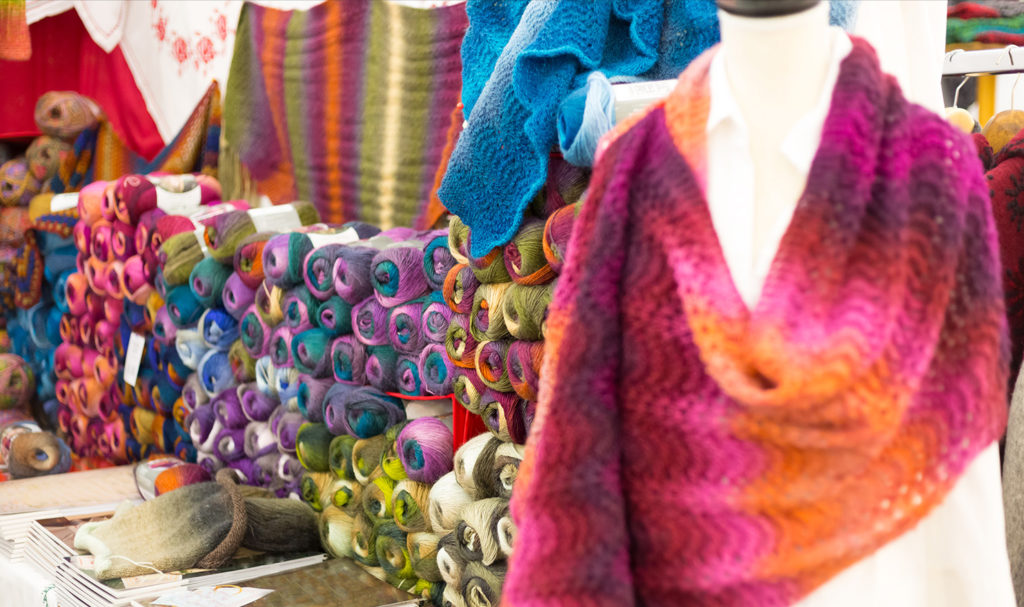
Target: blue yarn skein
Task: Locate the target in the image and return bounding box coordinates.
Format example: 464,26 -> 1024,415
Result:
198,349 -> 236,398
199,308 -> 240,350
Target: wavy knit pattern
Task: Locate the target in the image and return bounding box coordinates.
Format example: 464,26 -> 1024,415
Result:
222,0 -> 468,227
505,39 -> 1009,607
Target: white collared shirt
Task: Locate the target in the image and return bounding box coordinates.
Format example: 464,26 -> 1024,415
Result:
704,28 -> 1014,607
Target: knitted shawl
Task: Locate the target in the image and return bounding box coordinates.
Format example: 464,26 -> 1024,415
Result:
504,39 -> 1008,606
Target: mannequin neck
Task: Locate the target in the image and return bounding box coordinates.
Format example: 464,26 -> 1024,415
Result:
719,2 -> 832,131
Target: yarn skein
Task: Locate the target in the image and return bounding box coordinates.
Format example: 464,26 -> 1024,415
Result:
371,244 -> 431,308
422,296 -> 454,344
364,346 -> 399,393
423,232 -> 457,291
316,296 -> 353,334
396,355 -> 424,396
297,374 -> 332,423
474,340 -> 512,392
353,297 -> 390,346
444,315 -> 478,370
240,305 -> 271,358
352,435 -> 388,484
397,417 -> 454,484
480,390 -> 527,444
506,340 -> 544,402
454,366 -> 489,413
388,300 -> 427,354
420,344 -> 455,396
391,479 -> 434,534
503,217 -> 555,285
332,245 -> 380,304
376,520 -> 415,580
454,434 -> 491,498
291,328 -> 335,378
331,335 -> 367,385
501,283 -> 553,341
323,383 -> 406,439
470,284 -> 512,342
541,202 -> 578,274
428,472 -> 475,533
329,434 -> 359,480
442,264 -> 479,315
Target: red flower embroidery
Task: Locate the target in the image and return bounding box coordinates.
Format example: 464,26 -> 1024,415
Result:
196,36 -> 215,64
216,14 -> 227,41
172,37 -> 189,64
155,17 -> 167,41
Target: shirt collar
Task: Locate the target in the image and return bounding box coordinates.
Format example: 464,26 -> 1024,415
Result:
706,29 -> 853,176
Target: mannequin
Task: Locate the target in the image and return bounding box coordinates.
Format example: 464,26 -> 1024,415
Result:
715,1 -> 832,282
708,2 -> 1016,605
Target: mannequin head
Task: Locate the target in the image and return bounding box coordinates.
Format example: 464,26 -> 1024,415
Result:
716,0 -> 819,18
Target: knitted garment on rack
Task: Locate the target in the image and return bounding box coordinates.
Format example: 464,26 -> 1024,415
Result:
221,0 -> 467,228
978,129 -> 1024,384
504,38 -> 1009,607
46,84 -> 220,196
438,0 -> 720,258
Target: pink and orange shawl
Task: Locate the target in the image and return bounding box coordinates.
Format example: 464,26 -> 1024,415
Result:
505,38 -> 1008,606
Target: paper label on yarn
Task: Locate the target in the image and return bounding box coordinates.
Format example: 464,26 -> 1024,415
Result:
121,571 -> 183,589
152,587 -> 273,607
250,205 -> 302,233
49,192 -> 79,212
306,227 -> 359,249
404,399 -> 454,421
156,187 -> 204,215
122,332 -> 146,387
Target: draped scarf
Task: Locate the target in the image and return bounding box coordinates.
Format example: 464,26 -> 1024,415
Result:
504,38 -> 1008,606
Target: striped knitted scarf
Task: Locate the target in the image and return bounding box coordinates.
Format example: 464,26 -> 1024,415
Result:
221,0 -> 467,229
505,38 -> 1008,606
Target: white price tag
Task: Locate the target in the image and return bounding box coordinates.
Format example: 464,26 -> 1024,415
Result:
306,227 -> 359,248
49,192 -> 79,212
194,225 -> 210,258
250,205 -> 302,233
122,332 -> 146,387
156,187 -> 203,215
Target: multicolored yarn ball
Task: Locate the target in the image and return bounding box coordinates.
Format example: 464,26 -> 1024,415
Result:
541,202 -> 578,274
501,282 -> 553,341
352,434 -> 389,485
397,417 -> 454,485
292,328 -> 334,378
479,390 -> 528,444
376,520 -> 415,579
331,335 -> 366,385
421,295 -> 453,343
189,257 -> 231,308
470,284 -> 512,342
282,287 -> 319,331
0,354 -> 34,410
323,383 -> 406,439
240,305 -> 271,358
445,315 -> 478,369
422,231 -> 457,291
396,354 -> 424,396
353,297 -> 390,346
503,217 -> 555,285
391,479 -> 433,534
388,299 -> 427,354
447,215 -> 470,265
333,245 -> 379,304
297,374 -> 332,423
371,244 -> 431,308
296,422 -> 334,473
153,463 -> 211,496
316,296 -> 353,334
440,262 -> 479,315
222,272 -> 256,321
364,345 -> 399,393
233,231 -> 273,289
165,285 -> 204,328
506,340 -> 544,402
420,343 -> 455,396
0,159 -> 41,207
34,91 -> 99,141
329,433 -> 359,480
204,202 -> 321,264
474,340 -> 512,392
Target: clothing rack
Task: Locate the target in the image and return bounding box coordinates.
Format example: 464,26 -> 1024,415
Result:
609,47 -> 1024,123
944,46 -> 1024,77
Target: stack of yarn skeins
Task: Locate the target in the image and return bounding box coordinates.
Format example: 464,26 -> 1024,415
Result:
54,175 -> 222,463
300,415 -> 456,605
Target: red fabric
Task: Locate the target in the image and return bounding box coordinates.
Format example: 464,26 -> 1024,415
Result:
984,130 -> 1024,380
976,31 -> 1024,45
0,9 -> 163,160
948,2 -> 1002,19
